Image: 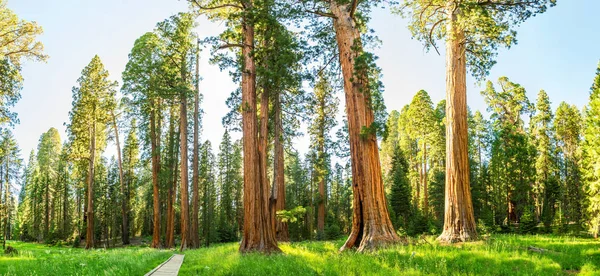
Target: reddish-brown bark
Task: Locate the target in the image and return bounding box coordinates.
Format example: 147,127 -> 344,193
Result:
150,99 -> 162,249
330,1 -> 400,252
165,105 -> 177,248
179,89 -> 190,251
191,42 -> 201,249
239,7 -> 280,253
437,8 -> 478,243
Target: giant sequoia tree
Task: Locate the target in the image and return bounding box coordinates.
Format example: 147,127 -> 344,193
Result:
121,32 -> 165,249
399,0 -> 556,243
67,56 -> 117,249
189,0 -> 281,253
298,0 -> 399,251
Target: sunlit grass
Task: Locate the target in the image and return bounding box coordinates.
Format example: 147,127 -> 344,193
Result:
1,235 -> 598,275
0,241 -> 173,276
179,234 -> 600,276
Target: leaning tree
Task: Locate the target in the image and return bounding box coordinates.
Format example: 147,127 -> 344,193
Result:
296,0 -> 400,251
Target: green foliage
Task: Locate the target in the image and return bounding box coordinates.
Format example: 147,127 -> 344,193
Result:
277,206 -> 307,223
583,62 -> 600,237
397,0 -> 556,80
0,0 -> 48,126
389,146 -> 412,229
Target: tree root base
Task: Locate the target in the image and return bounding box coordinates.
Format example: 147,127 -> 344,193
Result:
436,231 -> 478,244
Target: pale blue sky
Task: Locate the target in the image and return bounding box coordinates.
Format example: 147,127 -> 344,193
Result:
8,0 -> 600,163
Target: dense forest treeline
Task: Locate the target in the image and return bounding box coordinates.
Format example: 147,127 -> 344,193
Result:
2,0 -> 599,255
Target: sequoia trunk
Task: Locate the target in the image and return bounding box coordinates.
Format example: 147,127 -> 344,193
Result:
239,7 -> 280,253
191,42 -> 201,249
165,105 -> 177,248
180,88 -> 190,251
331,1 -> 400,252
437,8 -> 478,243
149,100 -> 161,248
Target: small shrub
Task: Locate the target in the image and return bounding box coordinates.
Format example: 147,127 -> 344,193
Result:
4,245 -> 18,256
519,209 -> 537,234
325,224 -> 341,240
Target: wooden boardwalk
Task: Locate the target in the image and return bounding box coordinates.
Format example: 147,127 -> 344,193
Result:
145,254 -> 185,276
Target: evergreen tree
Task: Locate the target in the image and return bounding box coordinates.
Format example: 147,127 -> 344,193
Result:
400,0 -> 556,243
66,55 -> 117,249
555,102 -> 583,231
308,74 -> 338,239
583,62 -> 600,238
531,90 -> 558,228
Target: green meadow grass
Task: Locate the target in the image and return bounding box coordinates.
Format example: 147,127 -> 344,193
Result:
0,235 -> 598,275
179,235 -> 600,276
0,241 -> 172,275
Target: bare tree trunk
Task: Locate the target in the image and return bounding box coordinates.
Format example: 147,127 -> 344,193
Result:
191,41 -> 201,249
179,81 -> 190,251
3,159 -> 9,249
272,91 -> 288,241
239,8 -> 280,253
111,112 -> 129,245
423,141 -> 428,216
85,120 -> 96,250
150,100 -> 161,249
437,7 -> 478,243
165,105 -> 177,248
415,161 -> 423,209
63,173 -> 68,238
317,102 -> 326,238
45,174 -> 49,239
331,2 -> 400,252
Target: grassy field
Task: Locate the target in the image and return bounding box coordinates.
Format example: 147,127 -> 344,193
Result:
0,241 -> 172,275
1,235 -> 599,275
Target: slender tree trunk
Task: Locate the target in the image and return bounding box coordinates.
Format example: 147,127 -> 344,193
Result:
4,160 -> 9,249
85,120 -> 96,249
63,174 -> 68,238
179,87 -> 190,252
191,42 -> 201,249
44,173 -> 50,239
317,105 -> 326,238
239,8 -> 280,253
111,112 -> 129,245
271,91 -> 288,241
150,100 -> 161,248
165,105 -> 177,248
423,141 -> 428,216
415,161 -> 420,210
331,2 -> 400,252
437,7 -> 478,243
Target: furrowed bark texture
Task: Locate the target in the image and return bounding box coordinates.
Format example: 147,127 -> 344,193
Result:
180,89 -> 190,251
150,100 -> 161,249
165,105 -> 177,248
331,2 -> 400,252
191,45 -> 201,249
437,7 -> 478,243
239,8 -> 280,253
